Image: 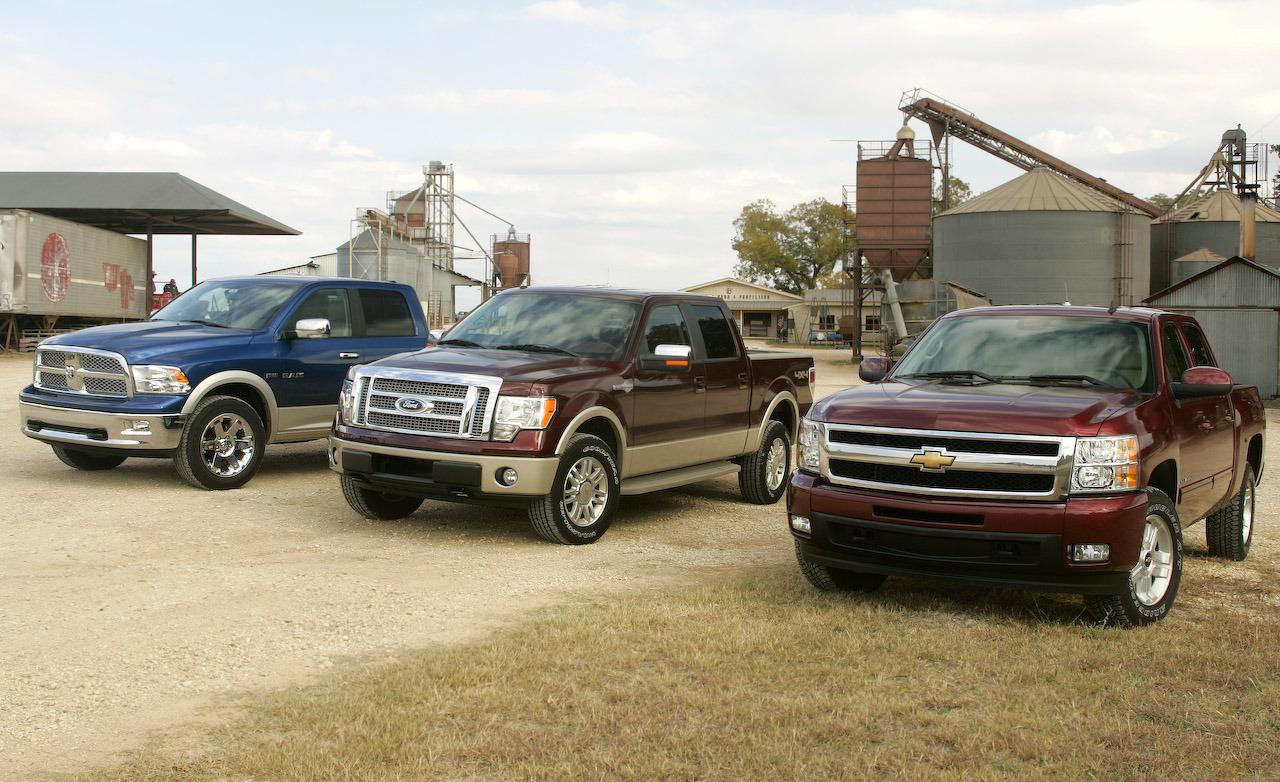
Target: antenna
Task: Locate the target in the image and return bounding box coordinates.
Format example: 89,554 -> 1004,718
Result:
1108,298 -> 1119,314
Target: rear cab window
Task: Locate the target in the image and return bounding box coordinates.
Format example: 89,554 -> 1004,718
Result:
690,304 -> 739,360
358,288 -> 417,337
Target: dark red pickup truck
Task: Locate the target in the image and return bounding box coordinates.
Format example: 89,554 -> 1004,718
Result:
330,287 -> 814,544
789,305 -> 1264,626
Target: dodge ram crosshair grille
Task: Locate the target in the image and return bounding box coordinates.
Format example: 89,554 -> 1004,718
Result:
821,423 -> 1075,501
34,348 -> 131,398
350,369 -> 502,440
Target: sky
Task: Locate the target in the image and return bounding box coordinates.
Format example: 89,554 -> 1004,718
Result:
2,0 -> 1277,310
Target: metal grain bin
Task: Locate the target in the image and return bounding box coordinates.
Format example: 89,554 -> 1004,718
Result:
933,167 -> 1151,306
0,209 -> 147,319
1150,190 -> 1280,291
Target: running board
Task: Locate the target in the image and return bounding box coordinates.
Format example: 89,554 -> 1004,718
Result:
620,461 -> 740,495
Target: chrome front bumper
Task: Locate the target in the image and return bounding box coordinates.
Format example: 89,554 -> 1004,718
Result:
19,400 -> 184,450
329,435 -> 560,497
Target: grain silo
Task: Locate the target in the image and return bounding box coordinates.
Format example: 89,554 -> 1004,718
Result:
1149,190 -> 1280,291
933,167 -> 1151,306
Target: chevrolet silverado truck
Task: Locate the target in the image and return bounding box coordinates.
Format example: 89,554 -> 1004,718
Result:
789,305 -> 1264,627
19,276 -> 428,489
330,287 -> 815,544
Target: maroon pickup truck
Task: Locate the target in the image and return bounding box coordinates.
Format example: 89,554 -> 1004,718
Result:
789,305 -> 1264,627
330,287 -> 814,544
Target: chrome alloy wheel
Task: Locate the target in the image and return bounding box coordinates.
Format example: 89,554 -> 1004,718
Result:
765,437 -> 788,491
1242,479 -> 1255,543
200,414 -> 256,478
562,456 -> 608,527
1131,513 -> 1175,607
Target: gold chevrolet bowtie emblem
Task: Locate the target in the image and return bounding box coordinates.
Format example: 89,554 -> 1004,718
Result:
910,449 -> 955,471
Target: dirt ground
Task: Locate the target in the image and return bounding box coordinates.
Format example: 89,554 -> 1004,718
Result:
0,344 -> 859,779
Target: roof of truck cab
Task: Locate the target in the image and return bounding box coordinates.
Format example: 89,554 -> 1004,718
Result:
205,276 -> 414,288
493,286 -> 723,302
943,304 -> 1164,323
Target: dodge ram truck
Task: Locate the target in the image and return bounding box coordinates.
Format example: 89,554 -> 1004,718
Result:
789,305 -> 1264,627
19,276 -> 428,489
330,287 -> 815,544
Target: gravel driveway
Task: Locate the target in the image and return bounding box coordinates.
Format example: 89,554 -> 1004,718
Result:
0,346 -> 858,778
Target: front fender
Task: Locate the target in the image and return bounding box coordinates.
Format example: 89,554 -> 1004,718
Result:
181,370 -> 280,429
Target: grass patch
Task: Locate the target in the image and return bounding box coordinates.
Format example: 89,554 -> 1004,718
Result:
75,566 -> 1280,781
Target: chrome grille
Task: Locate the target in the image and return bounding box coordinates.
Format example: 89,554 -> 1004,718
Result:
821,423 -> 1074,501
34,348 -> 131,398
353,369 -> 501,440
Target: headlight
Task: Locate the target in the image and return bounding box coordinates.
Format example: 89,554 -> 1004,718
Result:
491,396 -> 557,442
339,379 -> 357,423
130,365 -> 191,394
1071,435 -> 1139,493
799,418 -> 823,473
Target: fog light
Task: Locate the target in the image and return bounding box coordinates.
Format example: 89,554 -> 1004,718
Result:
122,420 -> 151,434
1071,543 -> 1111,563
498,467 -> 519,487
790,514 -> 811,534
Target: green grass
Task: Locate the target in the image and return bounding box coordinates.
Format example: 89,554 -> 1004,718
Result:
73,559 -> 1280,782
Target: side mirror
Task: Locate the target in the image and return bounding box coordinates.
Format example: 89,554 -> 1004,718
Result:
291,318 -> 331,340
1172,366 -> 1233,399
638,343 -> 692,372
859,356 -> 892,382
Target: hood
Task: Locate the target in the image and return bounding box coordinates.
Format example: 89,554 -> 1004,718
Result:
369,346 -> 611,391
813,380 -> 1145,437
42,321 -> 253,364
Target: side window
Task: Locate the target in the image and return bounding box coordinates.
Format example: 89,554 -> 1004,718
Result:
1180,324 -> 1214,367
1161,322 -> 1190,384
359,289 -> 416,337
640,304 -> 691,354
692,304 -> 739,359
293,289 -> 352,337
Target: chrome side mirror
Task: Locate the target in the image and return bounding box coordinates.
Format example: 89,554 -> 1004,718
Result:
639,343 -> 692,372
293,318 -> 331,339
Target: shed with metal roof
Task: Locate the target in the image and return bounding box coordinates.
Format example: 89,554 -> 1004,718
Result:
1150,189 -> 1280,291
1145,256 -> 1280,397
933,166 -> 1151,307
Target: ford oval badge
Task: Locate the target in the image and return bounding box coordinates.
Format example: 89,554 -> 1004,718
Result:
396,397 -> 431,413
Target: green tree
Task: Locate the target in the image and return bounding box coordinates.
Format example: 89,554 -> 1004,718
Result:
1147,193 -> 1175,210
932,176 -> 972,214
731,198 -> 844,294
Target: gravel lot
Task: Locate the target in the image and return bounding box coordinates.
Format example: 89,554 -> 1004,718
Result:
0,345 -> 858,778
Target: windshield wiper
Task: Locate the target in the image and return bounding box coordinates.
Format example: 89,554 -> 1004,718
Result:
183,319 -> 230,329
1022,374 -> 1112,387
899,370 -> 999,384
437,339 -> 485,348
494,343 -> 579,357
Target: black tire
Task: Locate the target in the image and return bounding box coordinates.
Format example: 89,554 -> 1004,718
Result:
795,541 -> 887,592
1084,488 -> 1183,628
739,419 -> 792,505
173,395 -> 267,490
52,445 -> 126,471
528,434 -> 620,545
1205,464 -> 1255,561
339,474 -> 424,520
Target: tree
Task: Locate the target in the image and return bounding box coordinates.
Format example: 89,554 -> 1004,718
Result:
731,198 -> 844,294
932,176 -> 972,214
1147,193 -> 1176,210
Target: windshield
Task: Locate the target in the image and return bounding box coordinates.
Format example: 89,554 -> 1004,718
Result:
891,315 -> 1154,392
151,281 -> 298,330
443,292 -> 640,361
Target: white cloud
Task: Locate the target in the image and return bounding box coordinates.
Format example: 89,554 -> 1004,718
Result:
525,0 -> 625,26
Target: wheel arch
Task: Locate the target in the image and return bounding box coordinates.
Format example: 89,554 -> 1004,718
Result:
1147,458 -> 1178,502
555,406 -> 626,461
182,371 -> 278,437
752,391 -> 799,450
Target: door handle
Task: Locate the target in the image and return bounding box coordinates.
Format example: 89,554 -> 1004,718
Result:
694,375 -> 706,392
339,352 -> 360,359
737,371 -> 749,389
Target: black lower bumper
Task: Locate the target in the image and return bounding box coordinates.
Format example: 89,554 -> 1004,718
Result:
341,449 -> 528,508
796,512 -> 1128,595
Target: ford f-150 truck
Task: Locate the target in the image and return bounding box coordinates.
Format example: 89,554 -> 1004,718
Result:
330,287 -> 815,544
19,276 -> 428,489
789,305 -> 1264,627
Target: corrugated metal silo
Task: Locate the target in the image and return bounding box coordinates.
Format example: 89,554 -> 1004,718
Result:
933,167 -> 1151,306
1149,190 -> 1280,291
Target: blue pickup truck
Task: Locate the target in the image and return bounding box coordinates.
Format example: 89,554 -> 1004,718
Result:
18,276 -> 429,489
